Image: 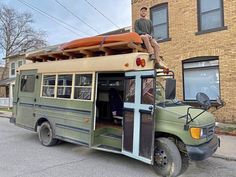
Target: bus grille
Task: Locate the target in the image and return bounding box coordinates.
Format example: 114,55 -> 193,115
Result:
206,123 -> 215,140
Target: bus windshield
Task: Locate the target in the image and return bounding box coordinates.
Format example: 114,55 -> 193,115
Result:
156,77 -> 184,107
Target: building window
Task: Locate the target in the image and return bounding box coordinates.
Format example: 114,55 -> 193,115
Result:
198,0 -> 224,32
57,74 -> 72,99
183,57 -> 220,101
10,62 -> 15,76
18,60 -> 23,67
20,75 -> 35,92
151,3 -> 169,41
42,75 -> 56,97
74,74 -> 92,100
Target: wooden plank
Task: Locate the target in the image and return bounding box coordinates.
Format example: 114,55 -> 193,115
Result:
99,47 -> 114,55
79,50 -> 93,57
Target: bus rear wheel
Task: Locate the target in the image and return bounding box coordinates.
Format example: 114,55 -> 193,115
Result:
38,121 -> 57,146
153,138 -> 182,177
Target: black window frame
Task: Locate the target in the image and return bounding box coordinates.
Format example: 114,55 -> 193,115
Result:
182,56 -> 221,102
150,3 -> 171,43
196,0 -> 227,35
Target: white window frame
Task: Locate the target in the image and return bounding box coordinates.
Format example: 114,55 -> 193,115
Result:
10,62 -> 16,77
40,72 -> 95,102
41,74 -> 57,98
57,74 -> 73,99
18,60 -> 23,67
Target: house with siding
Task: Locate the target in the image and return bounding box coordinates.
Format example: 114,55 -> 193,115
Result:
0,53 -> 30,107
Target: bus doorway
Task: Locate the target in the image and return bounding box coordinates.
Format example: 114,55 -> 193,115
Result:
92,73 -> 124,152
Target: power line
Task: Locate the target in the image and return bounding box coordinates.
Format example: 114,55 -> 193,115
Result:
17,0 -> 89,37
83,0 -> 120,29
54,0 -> 99,34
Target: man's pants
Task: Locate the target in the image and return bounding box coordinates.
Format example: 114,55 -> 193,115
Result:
141,34 -> 160,62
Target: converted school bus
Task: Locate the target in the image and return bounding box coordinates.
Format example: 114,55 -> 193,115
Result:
11,35 -> 220,177
132,0 -> 236,123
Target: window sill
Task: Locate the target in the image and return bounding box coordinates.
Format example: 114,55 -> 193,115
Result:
156,38 -> 172,43
195,26 -> 228,35
183,100 -> 220,107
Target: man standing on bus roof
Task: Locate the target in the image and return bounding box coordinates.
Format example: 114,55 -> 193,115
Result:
134,6 -> 165,69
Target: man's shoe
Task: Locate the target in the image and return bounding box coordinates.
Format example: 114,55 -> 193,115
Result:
149,54 -> 156,61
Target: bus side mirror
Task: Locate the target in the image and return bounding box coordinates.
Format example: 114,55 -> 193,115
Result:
165,78 -> 176,100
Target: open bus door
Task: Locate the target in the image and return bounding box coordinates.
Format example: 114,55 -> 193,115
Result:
122,70 -> 156,164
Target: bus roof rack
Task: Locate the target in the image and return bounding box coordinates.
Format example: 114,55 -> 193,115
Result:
26,41 -> 147,63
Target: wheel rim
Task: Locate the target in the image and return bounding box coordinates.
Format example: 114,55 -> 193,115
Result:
41,125 -> 51,144
154,147 -> 169,169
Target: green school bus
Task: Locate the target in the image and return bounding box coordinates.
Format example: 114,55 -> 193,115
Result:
11,47 -> 220,177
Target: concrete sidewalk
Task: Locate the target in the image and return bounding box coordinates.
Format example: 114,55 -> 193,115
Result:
213,135 -> 236,161
0,111 -> 235,161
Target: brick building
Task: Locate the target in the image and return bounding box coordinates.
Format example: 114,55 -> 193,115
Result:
132,0 -> 236,123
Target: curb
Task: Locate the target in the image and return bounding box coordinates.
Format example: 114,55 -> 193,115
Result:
0,115 -> 11,119
213,154 -> 236,161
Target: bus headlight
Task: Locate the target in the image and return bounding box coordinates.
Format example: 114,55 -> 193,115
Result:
189,127 -> 207,140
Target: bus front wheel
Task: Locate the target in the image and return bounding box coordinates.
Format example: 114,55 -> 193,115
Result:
153,138 -> 182,177
38,121 -> 57,146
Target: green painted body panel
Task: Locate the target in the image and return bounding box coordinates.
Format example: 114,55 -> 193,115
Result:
14,72 -> 94,146
13,69 -> 217,152
155,105 -> 215,146
15,70 -> 37,129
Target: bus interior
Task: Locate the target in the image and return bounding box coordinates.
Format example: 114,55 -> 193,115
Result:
93,72 -> 125,152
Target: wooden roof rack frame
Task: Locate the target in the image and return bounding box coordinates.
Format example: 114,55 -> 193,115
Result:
26,41 -> 147,63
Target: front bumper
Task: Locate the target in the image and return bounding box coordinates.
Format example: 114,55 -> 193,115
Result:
186,135 -> 220,161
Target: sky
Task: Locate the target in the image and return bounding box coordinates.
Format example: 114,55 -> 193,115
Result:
0,0 -> 132,61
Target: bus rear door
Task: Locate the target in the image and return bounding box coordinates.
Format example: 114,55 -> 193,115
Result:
16,70 -> 37,129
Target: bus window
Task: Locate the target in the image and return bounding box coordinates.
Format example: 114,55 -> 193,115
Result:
141,78 -> 154,105
74,74 -> 92,100
57,74 -> 72,99
125,78 -> 135,103
20,75 -> 35,92
42,75 -> 56,97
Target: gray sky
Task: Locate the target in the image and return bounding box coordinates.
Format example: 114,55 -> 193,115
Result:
0,0 -> 132,61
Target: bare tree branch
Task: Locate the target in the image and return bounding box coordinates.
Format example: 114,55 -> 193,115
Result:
0,4 -> 47,79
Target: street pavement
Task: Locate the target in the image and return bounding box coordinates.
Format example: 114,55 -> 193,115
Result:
0,116 -> 236,177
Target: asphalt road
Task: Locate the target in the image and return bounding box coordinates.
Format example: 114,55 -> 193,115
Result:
0,118 -> 236,177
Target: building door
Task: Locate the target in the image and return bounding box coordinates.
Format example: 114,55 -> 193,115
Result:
16,70 -> 37,129
122,70 -> 155,164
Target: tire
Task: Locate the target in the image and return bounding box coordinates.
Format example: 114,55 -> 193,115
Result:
38,121 -> 57,146
180,153 -> 189,175
153,138 -> 182,177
